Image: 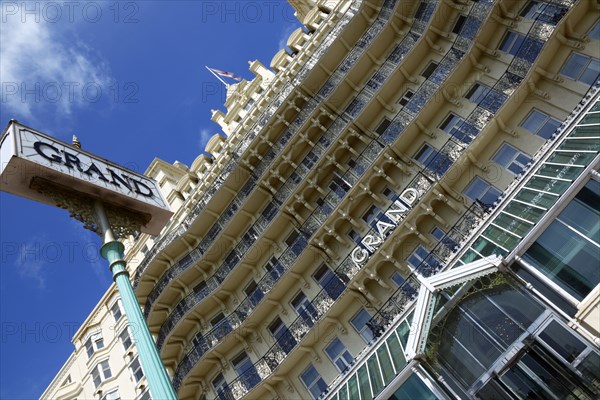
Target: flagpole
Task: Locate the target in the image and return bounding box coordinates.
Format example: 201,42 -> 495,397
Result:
205,66 -> 230,88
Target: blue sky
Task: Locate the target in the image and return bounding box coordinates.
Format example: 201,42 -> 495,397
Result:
0,2 -> 301,397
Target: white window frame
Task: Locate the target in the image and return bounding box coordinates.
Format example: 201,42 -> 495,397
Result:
520,108 -> 562,139
91,359 -> 112,388
350,308 -> 375,343
84,331 -> 104,359
129,356 -> 144,383
119,328 -> 133,351
110,299 -> 123,322
325,337 -> 354,373
101,388 -> 120,400
498,31 -> 526,56
465,82 -> 491,104
492,143 -> 531,175
300,364 -> 327,400
560,52 -> 600,85
463,176 -> 503,206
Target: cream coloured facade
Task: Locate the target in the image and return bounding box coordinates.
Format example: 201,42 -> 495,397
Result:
43,0 -> 599,399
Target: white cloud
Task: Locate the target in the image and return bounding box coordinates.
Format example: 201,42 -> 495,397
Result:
200,128 -> 213,149
0,10 -> 112,123
277,23 -> 299,52
14,239 -> 47,288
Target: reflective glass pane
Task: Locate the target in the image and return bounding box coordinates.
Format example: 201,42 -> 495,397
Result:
377,346 -> 395,384
357,365 -> 372,400
562,53 -> 589,80
523,220 -> 600,300
387,334 -> 407,372
389,374 -> 439,400
539,320 -> 586,362
367,355 -> 384,395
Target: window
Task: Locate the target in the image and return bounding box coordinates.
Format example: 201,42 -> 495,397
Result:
110,300 -> 123,322
414,144 -> 439,166
244,280 -> 263,307
520,109 -> 562,139
407,245 -> 429,269
498,31 -> 526,56
210,312 -> 232,338
243,99 -> 255,111
84,332 -> 104,359
325,337 -> 354,372
193,280 -> 207,294
350,308 -> 375,343
138,389 -> 151,400
452,15 -> 466,34
414,2 -> 428,19
465,83 -> 491,104
130,356 -> 144,383
313,264 -> 345,300
398,90 -> 414,106
431,227 -> 445,241
212,373 -> 231,400
391,271 -> 405,287
232,352 -> 260,390
589,21 -> 600,40
300,364 -> 328,399
560,53 -> 600,85
520,1 -> 542,19
362,205 -> 381,224
492,143 -> 531,175
329,174 -> 351,198
522,180 -> 600,301
439,113 -> 465,138
91,359 -> 112,388
375,118 -> 392,135
268,317 -> 296,354
101,389 -> 120,400
292,292 -> 318,327
119,329 -> 132,351
421,61 -> 438,79
265,257 -> 284,280
463,176 -> 502,207
285,230 -> 299,247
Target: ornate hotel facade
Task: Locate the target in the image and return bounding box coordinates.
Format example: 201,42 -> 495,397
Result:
42,0 -> 599,399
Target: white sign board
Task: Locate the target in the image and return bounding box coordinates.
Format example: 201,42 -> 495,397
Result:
1,120 -> 172,235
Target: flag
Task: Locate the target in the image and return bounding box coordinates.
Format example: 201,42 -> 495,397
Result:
207,67 -> 242,82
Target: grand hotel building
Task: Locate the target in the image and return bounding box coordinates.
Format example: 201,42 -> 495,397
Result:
42,0 -> 600,399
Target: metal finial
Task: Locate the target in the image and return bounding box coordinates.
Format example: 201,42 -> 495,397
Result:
72,135 -> 81,149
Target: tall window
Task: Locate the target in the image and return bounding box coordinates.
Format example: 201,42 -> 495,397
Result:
498,31 -> 526,56
138,389 -> 151,400
212,373 -> 230,400
452,15 -> 466,34
244,280 -> 263,307
291,292 -> 318,327
325,337 -> 354,372
492,143 -> 531,175
313,264 -> 345,300
350,308 -> 375,343
269,317 -> 296,354
398,90 -> 414,106
211,312 -> 232,340
84,332 -> 104,359
300,364 -> 328,400
439,113 -> 465,138
91,359 -> 112,388
463,176 -> 502,207
265,257 -> 284,280
414,144 -> 439,166
232,352 -> 260,390
421,61 -> 438,79
520,1 -> 543,19
522,180 -> 600,301
520,109 -> 562,139
101,389 -> 120,400
110,300 -> 123,322
560,53 -> 600,85
407,245 -> 430,269
119,329 -> 132,351
465,83 -> 491,104
130,356 -> 144,383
